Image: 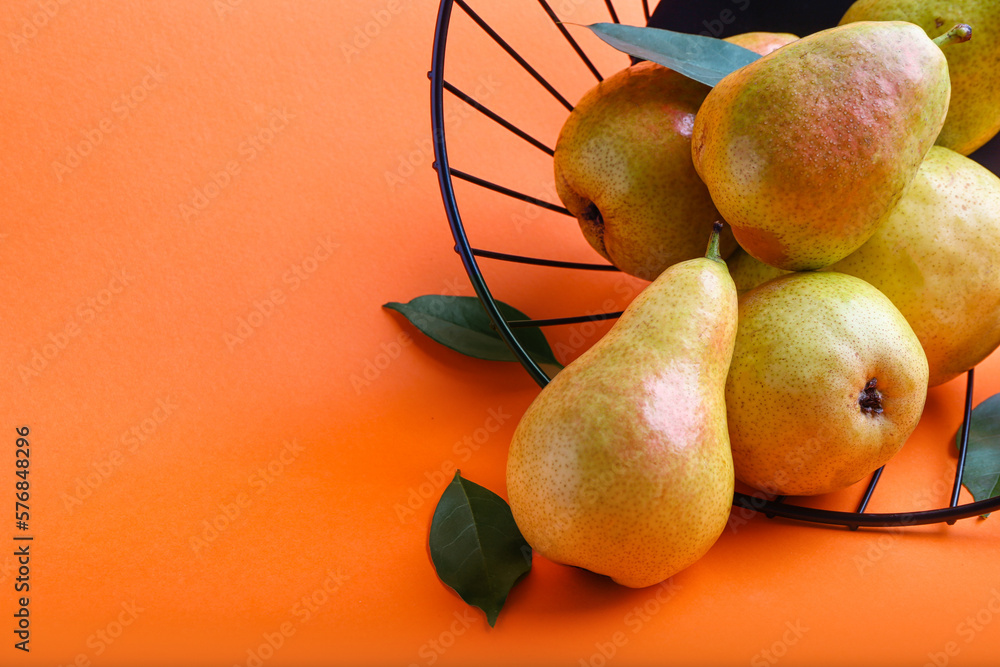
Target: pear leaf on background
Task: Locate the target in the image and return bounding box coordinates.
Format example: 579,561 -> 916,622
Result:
384,295 -> 562,372
957,392 -> 1000,517
429,471 -> 532,627
579,23 -> 761,87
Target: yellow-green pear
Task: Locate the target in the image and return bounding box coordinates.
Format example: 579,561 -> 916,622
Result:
692,21 -> 962,271
553,34 -> 796,280
725,31 -> 799,55
506,224 -> 737,587
729,146 -> 1000,386
726,272 -> 929,496
726,246 -> 788,296
841,0 -> 1000,155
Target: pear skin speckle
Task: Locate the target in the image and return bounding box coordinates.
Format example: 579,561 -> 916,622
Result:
831,146 -> 1000,385
552,33 -> 796,281
554,61 -> 733,280
506,253 -> 738,587
692,21 -> 950,271
841,0 -> 1000,155
725,272 -> 929,496
729,146 -> 1000,386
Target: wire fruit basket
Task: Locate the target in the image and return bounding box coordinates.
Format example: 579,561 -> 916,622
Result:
428,0 -> 1000,528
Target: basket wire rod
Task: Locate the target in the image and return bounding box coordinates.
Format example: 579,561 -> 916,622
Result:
507,311 -> 624,328
450,168 -> 571,214
431,0 -> 551,388
432,0 -> 997,524
443,80 -> 555,156
733,490 -> 1000,529
848,466 -> 886,530
765,496 -> 785,519
454,0 -> 575,112
855,466 -> 885,514
948,368 -> 977,523
604,0 -> 621,23
536,0 -> 604,82
471,248 -> 619,271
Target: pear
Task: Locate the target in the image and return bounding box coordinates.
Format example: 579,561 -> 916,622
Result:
553,34 -> 796,280
724,31 -> 799,55
841,0 -> 1000,155
729,146 -> 1000,386
692,21 -> 958,271
726,246 -> 789,296
506,224 -> 737,587
726,272 -> 929,496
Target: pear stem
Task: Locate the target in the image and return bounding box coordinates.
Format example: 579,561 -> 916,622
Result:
705,221 -> 724,263
933,24 -> 972,48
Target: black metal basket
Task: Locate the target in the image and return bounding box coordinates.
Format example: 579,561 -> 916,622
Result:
428,0 -> 1000,528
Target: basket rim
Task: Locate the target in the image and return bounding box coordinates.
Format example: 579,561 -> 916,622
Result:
427,0 -> 1000,528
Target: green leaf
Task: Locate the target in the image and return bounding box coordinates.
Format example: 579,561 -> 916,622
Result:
580,22 -> 761,87
429,471 -> 531,627
958,392 -> 1000,517
384,295 -> 562,371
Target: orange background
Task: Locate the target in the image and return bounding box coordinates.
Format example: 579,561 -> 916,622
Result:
2,1 -> 1000,665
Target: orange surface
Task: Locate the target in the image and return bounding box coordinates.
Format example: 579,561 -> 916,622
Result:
2,1 -> 1000,666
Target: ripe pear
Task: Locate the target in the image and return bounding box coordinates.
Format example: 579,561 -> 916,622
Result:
506,224 -> 737,587
729,146 -> 1000,386
553,34 -> 796,280
841,0 -> 1000,155
724,31 -> 799,54
692,21 -> 958,271
726,246 -> 789,296
726,272 -> 929,496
